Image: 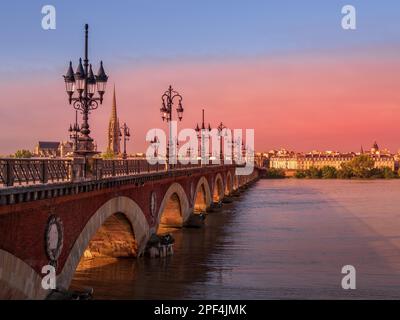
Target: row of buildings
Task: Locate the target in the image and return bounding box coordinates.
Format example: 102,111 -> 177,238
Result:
258,142 -> 399,171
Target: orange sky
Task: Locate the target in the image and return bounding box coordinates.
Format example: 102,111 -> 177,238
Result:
1,48 -> 400,154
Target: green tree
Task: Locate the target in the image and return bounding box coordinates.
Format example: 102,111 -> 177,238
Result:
321,166 -> 337,179
265,168 -> 286,179
14,149 -> 33,158
369,168 -> 384,179
382,167 -> 396,179
295,170 -> 307,178
337,163 -> 354,179
348,154 -> 375,178
308,166 -> 322,179
101,148 -> 115,159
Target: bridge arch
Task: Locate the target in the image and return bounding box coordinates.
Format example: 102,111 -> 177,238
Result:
225,172 -> 233,195
193,176 -> 212,213
213,173 -> 225,203
156,182 -> 190,233
58,196 -> 149,290
0,249 -> 47,299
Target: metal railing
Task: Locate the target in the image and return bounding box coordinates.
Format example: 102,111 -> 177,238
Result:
99,159 -> 159,177
98,159 -> 210,178
0,157 -> 227,187
0,158 -> 72,187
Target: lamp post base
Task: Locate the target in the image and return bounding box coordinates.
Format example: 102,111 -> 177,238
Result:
73,150 -> 101,158
73,137 -> 100,159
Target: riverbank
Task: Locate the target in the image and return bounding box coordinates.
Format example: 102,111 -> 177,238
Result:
263,167 -> 399,179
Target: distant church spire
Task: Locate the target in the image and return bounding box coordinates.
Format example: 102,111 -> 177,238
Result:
360,145 -> 364,154
111,85 -> 117,121
108,85 -> 120,155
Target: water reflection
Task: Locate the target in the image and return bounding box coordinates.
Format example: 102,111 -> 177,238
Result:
70,180 -> 400,299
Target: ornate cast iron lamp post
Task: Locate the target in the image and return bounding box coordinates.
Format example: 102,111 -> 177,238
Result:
230,136 -> 241,164
119,122 -> 131,159
68,110 -> 80,152
195,109 -> 211,164
217,122 -> 228,163
150,135 -> 159,159
63,24 -> 108,158
160,85 -> 184,169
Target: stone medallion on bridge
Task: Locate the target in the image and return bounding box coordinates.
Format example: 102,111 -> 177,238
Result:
45,215 -> 64,267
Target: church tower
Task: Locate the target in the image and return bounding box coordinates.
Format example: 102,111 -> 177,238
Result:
108,85 -> 121,155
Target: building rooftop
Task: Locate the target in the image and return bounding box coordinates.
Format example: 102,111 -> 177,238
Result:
37,141 -> 60,149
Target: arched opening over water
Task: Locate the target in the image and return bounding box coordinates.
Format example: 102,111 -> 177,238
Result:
68,212 -> 139,293
69,212 -> 138,291
193,177 -> 212,214
59,197 -> 149,291
80,212 -> 137,259
213,174 -> 224,203
158,192 -> 183,234
69,212 -> 139,291
156,183 -> 190,234
194,184 -> 207,213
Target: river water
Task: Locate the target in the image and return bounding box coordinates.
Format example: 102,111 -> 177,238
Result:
70,179 -> 400,299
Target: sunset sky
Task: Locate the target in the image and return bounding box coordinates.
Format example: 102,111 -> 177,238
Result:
1,1 -> 400,154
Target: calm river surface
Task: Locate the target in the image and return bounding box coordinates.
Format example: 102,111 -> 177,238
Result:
70,179 -> 400,299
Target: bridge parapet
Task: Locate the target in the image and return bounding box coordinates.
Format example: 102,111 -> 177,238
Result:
0,157 -> 246,187
0,159 -> 235,206
0,157 -> 256,207
0,158 -> 73,187
0,157 -> 200,187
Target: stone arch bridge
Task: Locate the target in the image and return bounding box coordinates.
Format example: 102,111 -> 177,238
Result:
0,158 -> 259,299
